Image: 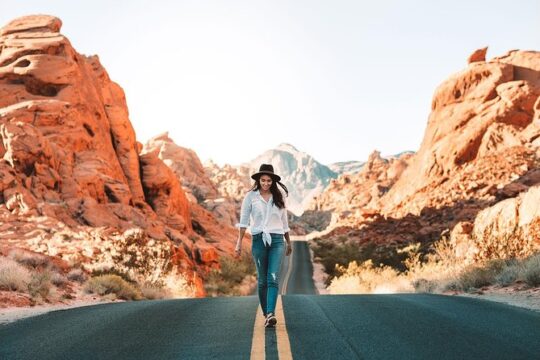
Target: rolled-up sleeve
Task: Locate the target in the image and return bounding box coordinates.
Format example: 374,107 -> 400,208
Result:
235,192 -> 251,228
281,198 -> 290,233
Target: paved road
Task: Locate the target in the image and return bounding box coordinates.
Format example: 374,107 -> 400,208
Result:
2,238 -> 540,359
250,237 -> 317,296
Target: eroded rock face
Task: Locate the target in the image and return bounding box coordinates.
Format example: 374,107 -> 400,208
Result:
383,50 -> 540,215
0,15 -> 223,297
144,133 -> 219,203
142,133 -> 245,255
314,50 -> 540,262
309,151 -> 412,218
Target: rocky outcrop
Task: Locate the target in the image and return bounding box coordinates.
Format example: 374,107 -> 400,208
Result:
315,49 -> 540,264
144,133 -> 219,203
308,151 -> 413,228
382,49 -> 540,217
142,134 -> 246,253
0,15 -> 229,297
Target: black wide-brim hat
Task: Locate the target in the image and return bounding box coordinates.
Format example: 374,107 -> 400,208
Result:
251,163 -> 281,182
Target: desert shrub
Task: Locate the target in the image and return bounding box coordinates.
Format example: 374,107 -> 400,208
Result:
455,258 -> 506,291
28,269 -> 52,299
0,256 -> 32,291
50,272 -> 68,287
140,282 -> 170,300
311,238 -> 412,285
412,278 -> 438,293
327,259 -> 412,294
90,267 -> 137,285
522,253 -> 540,286
494,259 -> 524,286
204,253 -> 256,296
84,274 -> 143,300
311,239 -> 376,282
67,268 -> 87,283
7,248 -> 51,269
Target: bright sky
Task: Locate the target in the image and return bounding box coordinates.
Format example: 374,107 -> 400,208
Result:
1,1 -> 539,166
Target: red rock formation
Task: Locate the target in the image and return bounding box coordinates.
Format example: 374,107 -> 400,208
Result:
142,133 -> 249,255
383,50 -> 540,216
314,49 -> 540,263
144,133 -> 219,203
309,151 -> 412,221
0,15 -> 225,297
468,47 -> 488,64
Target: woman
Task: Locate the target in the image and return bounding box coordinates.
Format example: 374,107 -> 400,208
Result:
234,163 -> 292,328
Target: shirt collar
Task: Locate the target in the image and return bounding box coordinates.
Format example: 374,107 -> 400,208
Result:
256,189 -> 272,202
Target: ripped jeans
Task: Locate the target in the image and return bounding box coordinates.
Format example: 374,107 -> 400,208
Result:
251,232 -> 285,316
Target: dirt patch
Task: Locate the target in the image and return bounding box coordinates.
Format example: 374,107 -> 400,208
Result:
442,282 -> 540,313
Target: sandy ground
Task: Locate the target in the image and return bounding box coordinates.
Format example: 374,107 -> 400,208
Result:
0,298 -> 121,325
447,282 -> 540,313
0,282 -> 125,326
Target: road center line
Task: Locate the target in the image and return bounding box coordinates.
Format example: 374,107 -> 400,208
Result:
250,305 -> 266,359
275,295 -> 293,359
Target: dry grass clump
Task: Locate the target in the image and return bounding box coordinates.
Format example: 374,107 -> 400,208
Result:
140,283 -> 170,300
7,248 -> 52,269
67,268 -> 87,283
83,274 -> 143,300
522,253 -> 540,286
1,255 -> 54,301
0,256 -> 32,292
28,269 -> 53,299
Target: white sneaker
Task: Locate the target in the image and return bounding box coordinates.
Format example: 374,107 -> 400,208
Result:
265,313 -> 277,327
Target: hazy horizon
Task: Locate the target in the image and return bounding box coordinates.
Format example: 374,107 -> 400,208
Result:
1,0 -> 539,167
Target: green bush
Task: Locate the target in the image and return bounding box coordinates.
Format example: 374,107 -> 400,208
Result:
84,274 -> 143,300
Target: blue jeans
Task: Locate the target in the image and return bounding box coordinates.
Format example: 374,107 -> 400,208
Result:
251,232 -> 285,315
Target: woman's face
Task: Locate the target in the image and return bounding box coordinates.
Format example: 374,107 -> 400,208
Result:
259,174 -> 272,191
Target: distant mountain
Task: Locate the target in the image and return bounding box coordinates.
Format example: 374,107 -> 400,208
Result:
238,143 -> 339,216
327,152 -> 415,176
327,160 -> 365,175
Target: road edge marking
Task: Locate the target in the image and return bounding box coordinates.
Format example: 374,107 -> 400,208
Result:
276,295 -> 293,359
250,304 -> 265,360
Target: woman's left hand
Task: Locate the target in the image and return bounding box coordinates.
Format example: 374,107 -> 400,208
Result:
285,242 -> 292,256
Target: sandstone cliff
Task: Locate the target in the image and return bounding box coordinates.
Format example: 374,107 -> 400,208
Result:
312,48 -> 540,264
0,15 -> 234,298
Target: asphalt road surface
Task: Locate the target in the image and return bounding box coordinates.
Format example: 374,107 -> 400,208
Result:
2,238 -> 539,359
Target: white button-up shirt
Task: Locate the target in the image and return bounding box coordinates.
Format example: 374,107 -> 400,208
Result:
235,189 -> 290,246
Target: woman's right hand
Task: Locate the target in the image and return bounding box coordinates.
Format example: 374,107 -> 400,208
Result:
234,242 -> 241,258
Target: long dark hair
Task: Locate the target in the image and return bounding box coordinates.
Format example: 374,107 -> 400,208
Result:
249,175 -> 289,209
